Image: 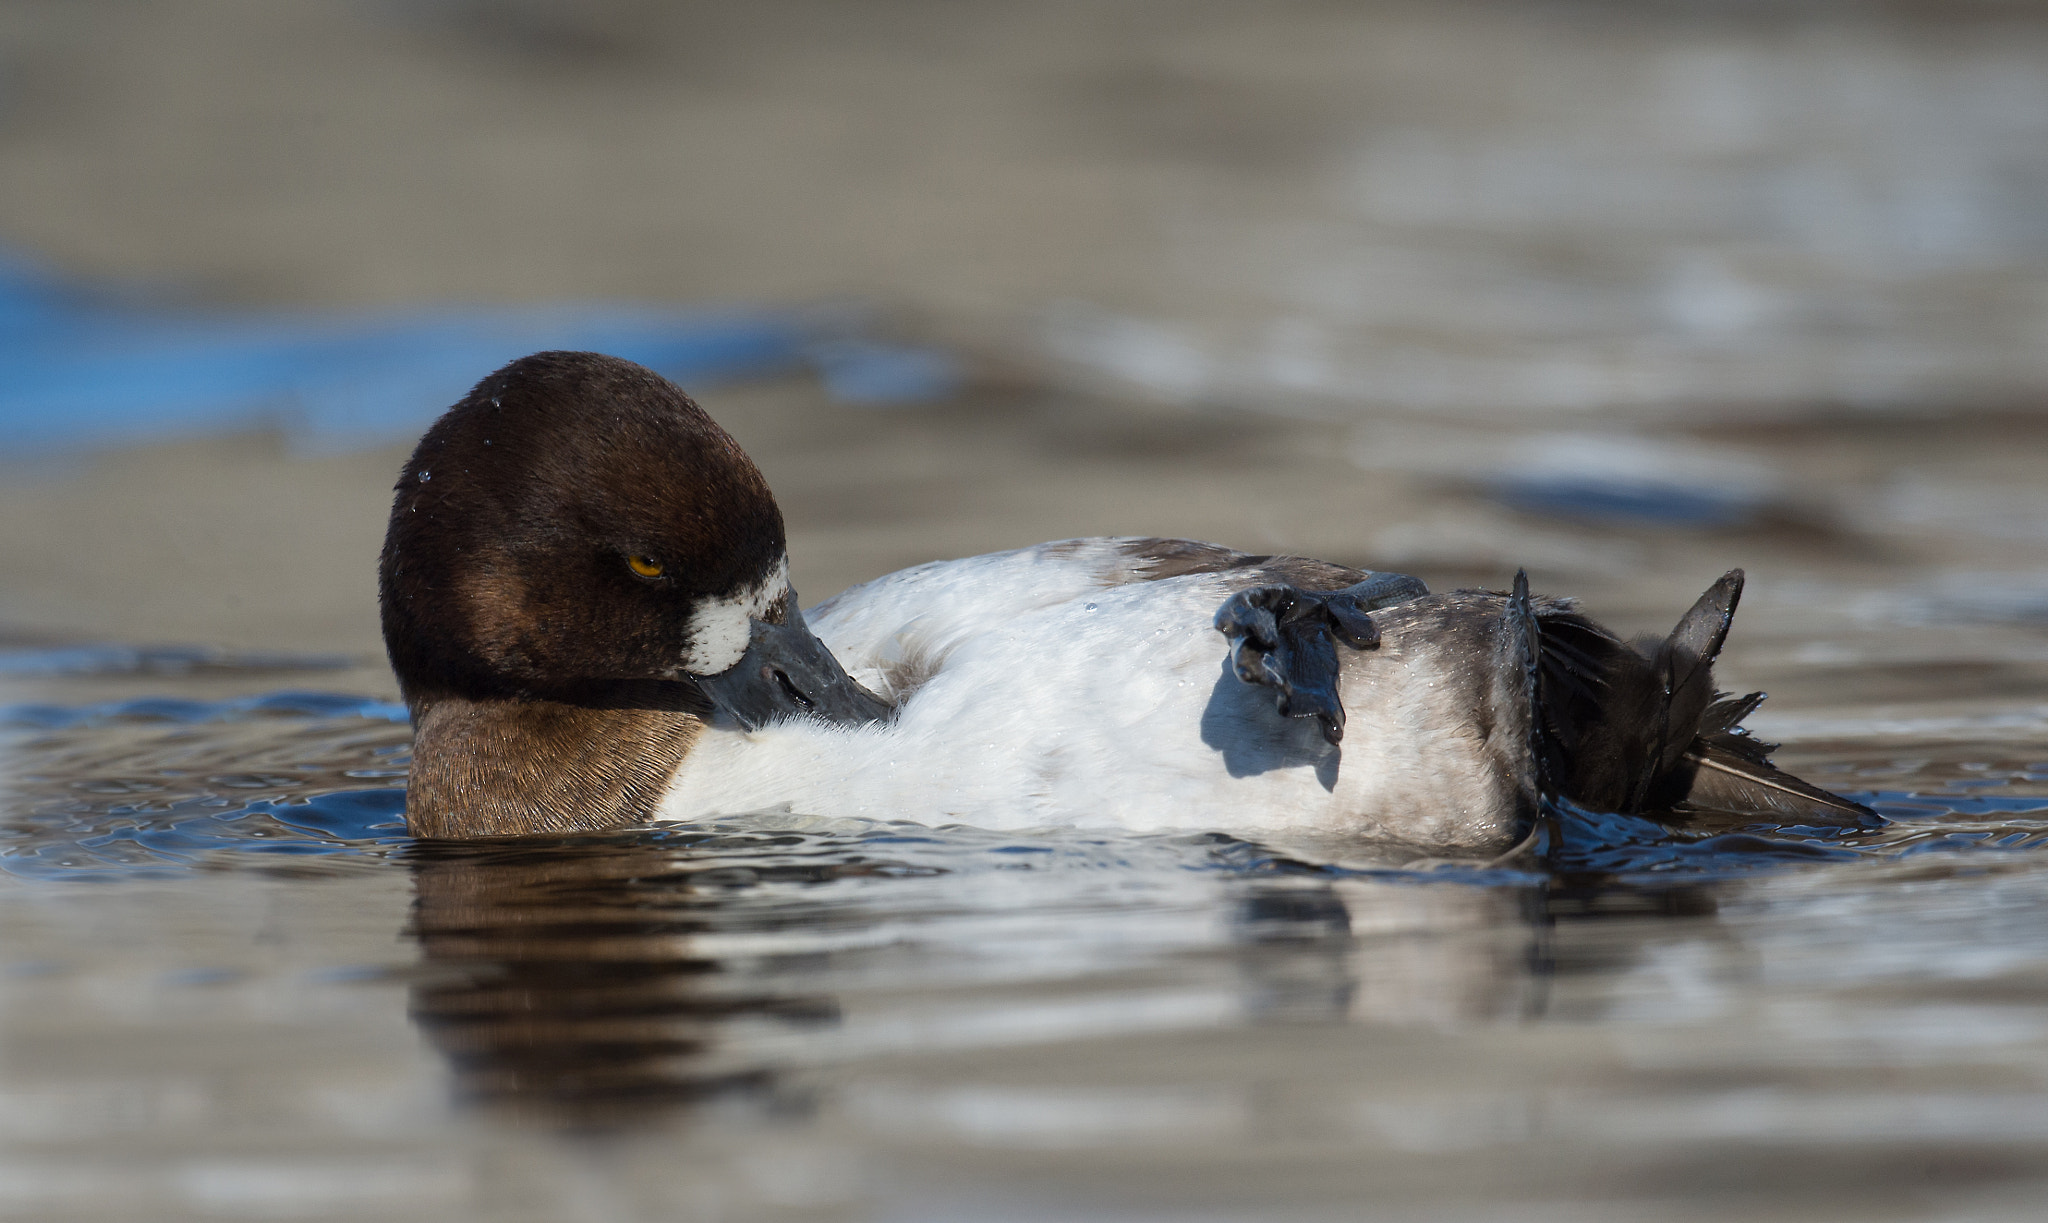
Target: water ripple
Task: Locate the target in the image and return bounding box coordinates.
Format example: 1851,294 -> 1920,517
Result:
6,689 -> 2048,890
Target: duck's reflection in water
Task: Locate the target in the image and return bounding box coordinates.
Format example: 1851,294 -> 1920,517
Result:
404,834 -> 848,1127
1232,867 -> 1724,1027
1231,877 -> 1555,1025
402,830 -> 1716,1131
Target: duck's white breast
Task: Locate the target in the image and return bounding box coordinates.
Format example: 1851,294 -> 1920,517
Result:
656,540 -> 1525,846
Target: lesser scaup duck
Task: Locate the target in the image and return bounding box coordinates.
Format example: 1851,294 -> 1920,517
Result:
381,351 -> 1870,847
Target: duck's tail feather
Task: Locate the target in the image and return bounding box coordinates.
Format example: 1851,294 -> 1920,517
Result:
1682,689 -> 1877,823
1521,569 -> 1875,825
1630,569 -> 1743,808
1700,690 -> 1767,739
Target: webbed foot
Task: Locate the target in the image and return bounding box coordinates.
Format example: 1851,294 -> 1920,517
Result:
1214,571 -> 1429,745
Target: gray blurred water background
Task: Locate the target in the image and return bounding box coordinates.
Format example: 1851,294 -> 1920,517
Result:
5,2 -> 2048,1220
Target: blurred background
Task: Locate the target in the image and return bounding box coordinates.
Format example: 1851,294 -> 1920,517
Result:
9,6 -> 2048,1223
4,0 -> 2047,675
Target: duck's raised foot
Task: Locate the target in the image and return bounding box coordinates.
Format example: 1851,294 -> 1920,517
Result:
1214,571 -> 1429,745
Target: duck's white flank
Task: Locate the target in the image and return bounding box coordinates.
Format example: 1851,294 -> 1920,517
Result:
656,540 -> 1523,844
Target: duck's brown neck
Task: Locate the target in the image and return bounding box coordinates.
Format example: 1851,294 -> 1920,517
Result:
404,694 -> 703,839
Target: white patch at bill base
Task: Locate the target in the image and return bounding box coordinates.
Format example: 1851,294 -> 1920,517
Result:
683,556 -> 790,675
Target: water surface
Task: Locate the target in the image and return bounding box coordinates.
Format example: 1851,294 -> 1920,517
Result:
6,646 -> 2048,1222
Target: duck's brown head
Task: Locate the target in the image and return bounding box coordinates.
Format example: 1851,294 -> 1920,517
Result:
380,351 -> 886,838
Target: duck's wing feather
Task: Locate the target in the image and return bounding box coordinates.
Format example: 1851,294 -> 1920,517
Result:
1115,537 -> 1368,591
1680,742 -> 1877,823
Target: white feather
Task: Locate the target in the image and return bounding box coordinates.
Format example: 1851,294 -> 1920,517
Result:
657,540 -> 1522,846
682,555 -> 789,675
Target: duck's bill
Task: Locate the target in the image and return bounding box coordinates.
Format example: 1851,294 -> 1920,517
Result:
693,615 -> 894,731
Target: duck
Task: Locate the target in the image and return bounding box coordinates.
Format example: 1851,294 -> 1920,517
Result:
380,350 -> 1872,849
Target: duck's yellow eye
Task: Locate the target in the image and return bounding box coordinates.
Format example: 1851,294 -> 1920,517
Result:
626,554 -> 664,578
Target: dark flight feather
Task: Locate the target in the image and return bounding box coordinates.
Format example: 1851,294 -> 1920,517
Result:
1519,569 -> 1875,826
1680,743 -> 1876,824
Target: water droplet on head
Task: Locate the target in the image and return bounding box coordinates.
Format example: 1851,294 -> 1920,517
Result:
417,470 -> 431,483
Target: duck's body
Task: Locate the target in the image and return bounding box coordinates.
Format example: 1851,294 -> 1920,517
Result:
381,351 -> 1871,847
662,538 -> 1531,846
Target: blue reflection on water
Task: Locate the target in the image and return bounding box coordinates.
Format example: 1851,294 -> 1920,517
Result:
1,688 -> 415,878
1490,476 -> 1764,529
4,691 -> 408,730
0,252 -> 960,455
1,788 -> 411,879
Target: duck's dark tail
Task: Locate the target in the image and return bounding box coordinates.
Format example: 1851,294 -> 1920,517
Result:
1681,692 -> 1875,822
1512,569 -> 1875,825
